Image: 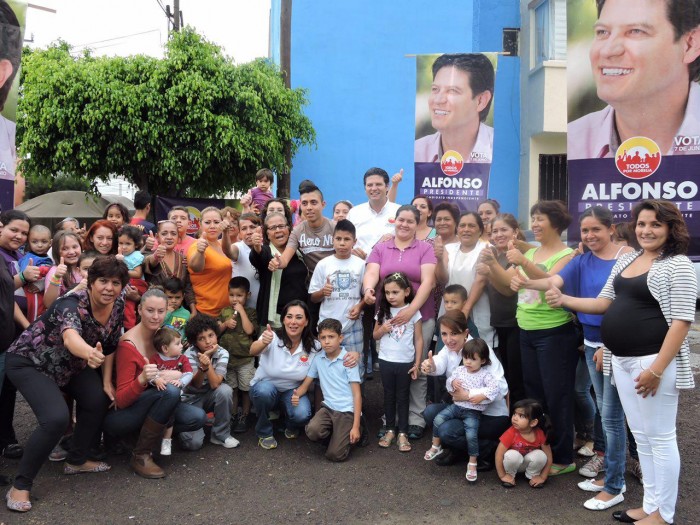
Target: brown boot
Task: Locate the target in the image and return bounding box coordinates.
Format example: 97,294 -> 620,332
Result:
130,418 -> 166,479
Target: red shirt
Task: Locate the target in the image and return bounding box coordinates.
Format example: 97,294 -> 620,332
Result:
114,340 -> 149,409
499,426 -> 547,456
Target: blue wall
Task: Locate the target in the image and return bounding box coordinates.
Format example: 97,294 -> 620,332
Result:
286,0 -> 520,215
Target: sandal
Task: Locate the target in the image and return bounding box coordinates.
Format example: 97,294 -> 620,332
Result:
466,462 -> 478,483
378,430 -> 395,448
63,461 -> 111,475
397,433 -> 412,453
6,488 -> 31,512
549,463 -> 576,477
424,444 -> 443,461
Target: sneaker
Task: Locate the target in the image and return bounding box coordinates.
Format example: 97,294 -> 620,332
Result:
579,454 -> 605,478
258,436 -> 278,450
284,428 -> 299,439
211,435 -> 240,449
160,438 -> 172,456
407,425 -> 424,440
49,442 -> 68,462
1,444 -> 23,459
577,444 -> 595,457
232,413 -> 249,434
578,479 -> 626,494
627,458 -> 643,484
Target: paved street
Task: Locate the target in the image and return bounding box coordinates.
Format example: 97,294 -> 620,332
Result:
1,323 -> 699,525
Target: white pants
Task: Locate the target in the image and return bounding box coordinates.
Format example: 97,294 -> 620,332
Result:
613,354 -> 679,523
502,449 -> 547,479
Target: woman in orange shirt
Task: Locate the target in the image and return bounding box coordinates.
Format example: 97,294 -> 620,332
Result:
187,207 -> 233,317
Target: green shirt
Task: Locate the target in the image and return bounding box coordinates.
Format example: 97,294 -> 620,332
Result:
164,306 -> 191,342
218,306 -> 258,367
516,247 -> 573,330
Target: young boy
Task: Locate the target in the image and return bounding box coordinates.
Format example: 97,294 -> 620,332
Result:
218,277 -> 258,433
151,326 -> 194,455
242,168 -> 274,214
179,315 -> 238,450
19,225 -> 53,321
292,318 -> 362,462
308,219 -> 366,376
437,284 -> 480,351
163,278 -> 191,340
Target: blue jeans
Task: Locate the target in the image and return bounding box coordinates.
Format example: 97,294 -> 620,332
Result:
574,351 -> 596,444
249,380 -> 312,438
520,322 -> 578,465
584,345 -> 626,495
103,385 -> 207,437
424,402 -> 510,460
433,403 -> 481,457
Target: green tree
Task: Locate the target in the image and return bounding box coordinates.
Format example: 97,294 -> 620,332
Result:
17,29 -> 315,197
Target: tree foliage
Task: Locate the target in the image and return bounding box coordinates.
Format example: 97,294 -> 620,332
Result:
17,29 -> 316,197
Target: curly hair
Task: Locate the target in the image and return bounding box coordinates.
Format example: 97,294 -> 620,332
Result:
631,199 -> 690,257
185,314 -> 220,350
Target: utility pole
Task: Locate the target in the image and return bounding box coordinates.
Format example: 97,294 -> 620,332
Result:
278,0 -> 292,199
173,0 -> 180,31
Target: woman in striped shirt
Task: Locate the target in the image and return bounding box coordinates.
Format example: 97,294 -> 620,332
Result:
547,200 -> 697,525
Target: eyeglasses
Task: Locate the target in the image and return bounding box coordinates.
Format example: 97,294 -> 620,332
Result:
267,224 -> 289,231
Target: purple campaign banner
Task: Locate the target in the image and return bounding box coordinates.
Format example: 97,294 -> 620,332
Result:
413,162 -> 490,212
568,156 -> 700,260
155,196 -> 225,236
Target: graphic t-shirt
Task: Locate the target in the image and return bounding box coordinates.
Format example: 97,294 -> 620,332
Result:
287,218 -> 336,272
376,305 -> 422,364
308,255 -> 365,332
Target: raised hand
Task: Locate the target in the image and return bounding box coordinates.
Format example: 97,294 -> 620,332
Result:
510,272 -> 527,292
391,168 -> 404,184
261,324 -> 274,345
87,342 -> 105,369
54,257 -> 68,279
433,235 -> 445,259
154,243 -> 167,261
505,240 -> 524,267
544,283 -> 564,308
141,363 -> 159,383
322,276 -> 334,297
196,237 -> 209,254
22,258 -> 41,283
144,231 -> 156,251
268,253 -> 282,272
421,350 -> 436,374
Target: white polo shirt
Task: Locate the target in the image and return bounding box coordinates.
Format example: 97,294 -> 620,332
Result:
250,332 -> 319,392
346,200 -> 400,254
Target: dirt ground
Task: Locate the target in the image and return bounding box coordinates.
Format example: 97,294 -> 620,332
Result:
0,349 -> 699,525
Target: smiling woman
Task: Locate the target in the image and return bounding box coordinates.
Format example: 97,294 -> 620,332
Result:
4,256 -> 128,512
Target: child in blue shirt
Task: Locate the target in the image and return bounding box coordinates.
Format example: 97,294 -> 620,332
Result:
292,318 -> 362,461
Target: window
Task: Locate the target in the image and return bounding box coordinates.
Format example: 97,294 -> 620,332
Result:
531,0 -> 566,67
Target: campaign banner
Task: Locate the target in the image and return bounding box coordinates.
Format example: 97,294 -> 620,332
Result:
567,0 -> 700,258
155,196 -> 226,236
414,53 -> 497,212
0,0 -> 26,212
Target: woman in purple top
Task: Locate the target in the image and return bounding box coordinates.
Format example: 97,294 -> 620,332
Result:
363,204 -> 437,438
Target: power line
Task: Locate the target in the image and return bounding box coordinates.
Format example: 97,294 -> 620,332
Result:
73,29 -> 161,49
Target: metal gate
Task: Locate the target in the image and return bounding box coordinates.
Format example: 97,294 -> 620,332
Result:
538,154 -> 568,202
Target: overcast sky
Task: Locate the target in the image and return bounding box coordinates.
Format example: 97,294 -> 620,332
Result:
25,0 -> 271,63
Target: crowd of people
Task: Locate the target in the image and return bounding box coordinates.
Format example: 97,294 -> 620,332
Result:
0,169 -> 695,525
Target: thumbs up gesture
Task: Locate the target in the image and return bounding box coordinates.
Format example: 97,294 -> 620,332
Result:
261,324 -> 274,345
87,342 -> 106,369
433,235 -> 445,259
54,257 -> 68,279
544,280 -> 564,308
116,245 -> 124,261
154,243 -> 167,261
291,388 -> 300,406
510,272 -> 527,292
322,276 -> 334,297
144,231 -> 156,251
391,168 -> 404,184
196,236 -> 209,254
22,258 -> 41,283
268,253 -> 282,272
421,350 -> 436,374
505,240 -> 524,266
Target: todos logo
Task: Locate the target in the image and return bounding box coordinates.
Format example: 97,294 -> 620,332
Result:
186,206 -> 203,236
440,150 -> 464,176
615,137 -> 661,179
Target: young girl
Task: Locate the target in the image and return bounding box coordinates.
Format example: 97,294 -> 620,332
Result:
117,225 -> 149,329
43,231 -> 82,309
67,251 -> 98,295
495,399 -> 553,489
425,339 -> 499,483
373,272 -> 423,453
151,326 -> 194,456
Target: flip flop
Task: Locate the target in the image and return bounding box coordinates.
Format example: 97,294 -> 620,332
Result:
549,463 -> 576,476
